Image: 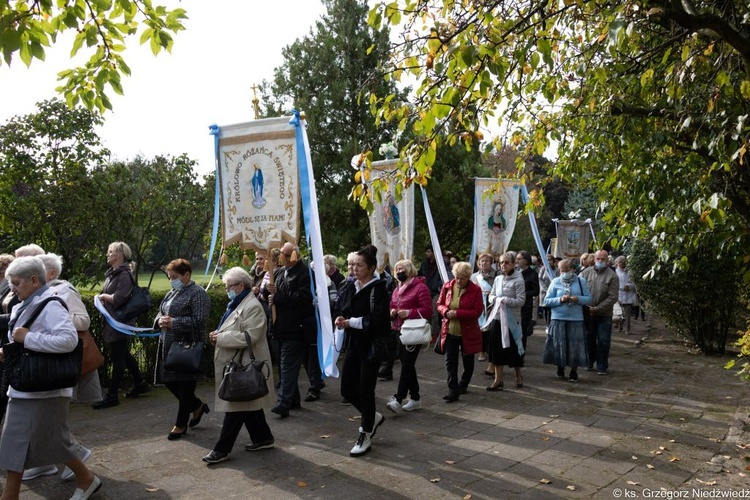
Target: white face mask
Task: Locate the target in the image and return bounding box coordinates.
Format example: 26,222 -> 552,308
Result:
595,262 -> 607,270
227,290 -> 237,300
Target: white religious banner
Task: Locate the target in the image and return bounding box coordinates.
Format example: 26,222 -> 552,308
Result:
553,219 -> 592,258
216,117 -> 300,250
473,178 -> 521,259
368,159 -> 415,271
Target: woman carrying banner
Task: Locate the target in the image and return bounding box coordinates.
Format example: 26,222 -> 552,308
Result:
542,258 -> 591,381
335,245 -> 390,457
435,262 -> 484,402
486,252 -> 526,391
93,241 -> 149,410
471,253 -> 495,364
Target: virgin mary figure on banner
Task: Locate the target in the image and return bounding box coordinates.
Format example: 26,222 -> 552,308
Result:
368,159 -> 415,271
473,178 -> 520,260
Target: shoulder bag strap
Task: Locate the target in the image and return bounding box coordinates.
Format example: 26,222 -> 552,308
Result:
22,296 -> 69,330
243,331 -> 257,360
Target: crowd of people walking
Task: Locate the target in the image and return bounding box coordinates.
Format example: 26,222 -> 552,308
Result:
0,240 -> 643,498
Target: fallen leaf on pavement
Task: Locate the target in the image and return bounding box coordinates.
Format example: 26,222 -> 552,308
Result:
696,478 -> 717,485
647,464 -> 655,470
549,414 -> 559,418
298,482 -> 307,488
545,430 -> 555,434
320,435 -> 330,439
430,478 -> 441,483
659,446 -> 668,451
463,495 -> 472,500
669,456 -> 680,462
541,437 -> 550,441
567,485 -> 576,491
632,456 -> 638,460
627,481 -> 640,486
539,478 -> 551,484
445,460 -> 456,465
145,487 -> 159,492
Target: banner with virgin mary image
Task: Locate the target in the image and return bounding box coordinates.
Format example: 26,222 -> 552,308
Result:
216,117 -> 300,250
553,219 -> 592,258
473,178 -> 521,259
368,159 -> 415,272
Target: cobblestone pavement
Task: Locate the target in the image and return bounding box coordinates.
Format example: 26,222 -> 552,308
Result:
13,315 -> 750,499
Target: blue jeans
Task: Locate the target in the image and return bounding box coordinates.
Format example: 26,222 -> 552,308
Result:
276,339 -> 306,411
586,316 -> 613,372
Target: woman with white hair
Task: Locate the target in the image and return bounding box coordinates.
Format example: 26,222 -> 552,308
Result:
0,256 -> 102,500
21,253 -> 99,483
203,267 -> 276,464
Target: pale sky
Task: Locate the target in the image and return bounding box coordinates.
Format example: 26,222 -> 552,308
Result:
0,1 -> 328,178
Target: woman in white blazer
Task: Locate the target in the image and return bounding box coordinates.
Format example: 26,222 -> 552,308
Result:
202,267 -> 276,465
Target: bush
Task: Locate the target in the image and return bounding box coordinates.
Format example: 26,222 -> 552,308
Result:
628,240 -> 738,354
81,286 -> 229,387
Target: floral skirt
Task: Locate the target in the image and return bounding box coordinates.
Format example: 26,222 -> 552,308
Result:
542,319 -> 589,368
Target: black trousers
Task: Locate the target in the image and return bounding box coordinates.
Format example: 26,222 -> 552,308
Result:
394,345 -> 421,402
444,334 -> 475,396
213,410 -> 274,454
340,347 -> 380,432
164,380 -> 202,428
107,339 -> 145,397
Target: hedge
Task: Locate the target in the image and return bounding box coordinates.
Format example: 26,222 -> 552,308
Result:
80,286 -> 229,387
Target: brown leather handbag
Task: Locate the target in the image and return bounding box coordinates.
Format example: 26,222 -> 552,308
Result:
78,330 -> 104,375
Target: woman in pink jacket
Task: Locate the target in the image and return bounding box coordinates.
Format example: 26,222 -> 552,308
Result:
386,260 -> 433,414
435,262 -> 484,402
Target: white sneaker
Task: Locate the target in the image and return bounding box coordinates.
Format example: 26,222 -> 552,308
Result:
402,399 -> 422,412
386,396 -> 403,414
61,446 -> 92,481
350,427 -> 372,457
22,465 -> 58,481
372,411 -> 385,438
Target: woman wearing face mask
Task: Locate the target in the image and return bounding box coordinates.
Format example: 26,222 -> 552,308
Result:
154,258 -> 211,440
542,259 -> 591,381
470,253 -> 495,364
385,260 -> 432,414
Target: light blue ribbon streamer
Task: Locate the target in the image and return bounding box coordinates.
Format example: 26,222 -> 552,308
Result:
520,184 -> 554,278
506,307 -> 525,357
469,191 -> 478,270
290,111 -> 336,378
93,296 -> 160,337
204,124 -> 222,280
420,185 -> 449,283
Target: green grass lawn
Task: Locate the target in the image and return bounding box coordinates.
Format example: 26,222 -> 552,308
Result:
137,271 -> 222,292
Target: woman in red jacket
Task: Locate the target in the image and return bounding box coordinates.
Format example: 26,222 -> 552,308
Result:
436,262 -> 484,402
386,260 -> 433,414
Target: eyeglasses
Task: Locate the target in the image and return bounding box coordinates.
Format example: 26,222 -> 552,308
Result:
225,283 -> 239,290
499,260 -> 512,265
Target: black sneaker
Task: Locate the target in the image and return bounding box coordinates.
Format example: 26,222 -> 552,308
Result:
271,406 -> 289,418
244,439 -> 275,452
569,371 -> 578,382
202,450 -> 229,464
557,366 -> 565,379
92,394 -> 119,410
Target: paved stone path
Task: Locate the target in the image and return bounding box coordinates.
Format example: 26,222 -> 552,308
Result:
14,316 -> 750,499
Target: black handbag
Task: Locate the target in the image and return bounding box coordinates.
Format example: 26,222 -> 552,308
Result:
218,332 -> 270,402
3,297 -> 83,393
164,340 -> 205,374
113,273 -> 152,323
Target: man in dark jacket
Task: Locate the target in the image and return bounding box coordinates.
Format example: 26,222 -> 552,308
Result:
264,242 -> 316,418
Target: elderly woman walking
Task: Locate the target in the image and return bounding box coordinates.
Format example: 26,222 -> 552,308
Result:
435,262 -> 484,402
542,258 -> 592,381
203,267 -> 276,464
0,256 -> 101,500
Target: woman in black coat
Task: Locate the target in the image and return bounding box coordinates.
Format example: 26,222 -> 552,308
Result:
335,245 -> 390,457
154,259 -> 211,440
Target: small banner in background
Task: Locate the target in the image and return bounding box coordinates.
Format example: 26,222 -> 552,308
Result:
473,178 -> 521,259
368,159 -> 415,272
553,220 -> 591,258
217,117 -> 300,250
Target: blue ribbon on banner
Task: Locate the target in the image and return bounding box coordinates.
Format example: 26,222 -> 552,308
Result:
93,296 -> 160,337
205,124 -> 222,280
469,190 -> 478,270
520,184 -> 554,278
290,111 -> 336,378
420,185 -> 449,283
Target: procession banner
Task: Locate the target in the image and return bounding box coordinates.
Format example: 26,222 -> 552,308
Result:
473,178 -> 521,259
553,220 -> 591,258
368,159 -> 415,272
216,117 -> 300,250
